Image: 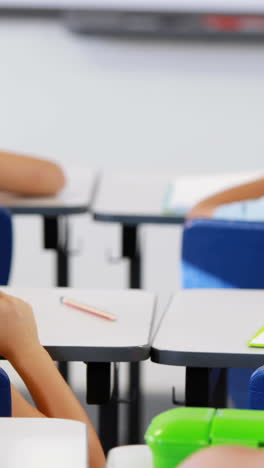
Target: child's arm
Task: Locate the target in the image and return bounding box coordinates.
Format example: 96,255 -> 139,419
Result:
188,177 -> 264,219
11,385 -> 47,418
0,291 -> 105,468
0,151 -> 65,196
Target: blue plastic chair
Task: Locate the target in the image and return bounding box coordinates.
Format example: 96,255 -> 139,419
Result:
0,368 -> 11,416
0,207 -> 12,285
249,366 -> 264,410
182,218 -> 264,409
0,208 -> 12,416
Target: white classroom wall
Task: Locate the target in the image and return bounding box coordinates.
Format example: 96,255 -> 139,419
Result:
0,16 -> 264,434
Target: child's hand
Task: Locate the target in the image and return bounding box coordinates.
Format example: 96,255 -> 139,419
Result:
0,291 -> 40,361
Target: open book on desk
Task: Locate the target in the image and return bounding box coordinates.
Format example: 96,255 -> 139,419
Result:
163,171 -> 262,217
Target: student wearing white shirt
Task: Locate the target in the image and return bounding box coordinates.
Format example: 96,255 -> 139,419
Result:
0,291 -> 105,468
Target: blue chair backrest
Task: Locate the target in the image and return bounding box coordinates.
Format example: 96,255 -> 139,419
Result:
182,219 -> 264,289
0,368 -> 11,417
182,218 -> 264,409
0,207 -> 12,285
249,366 -> 264,410
0,208 -> 12,416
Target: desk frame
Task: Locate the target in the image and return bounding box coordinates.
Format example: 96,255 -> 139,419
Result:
93,216 -> 185,445
94,212 -> 227,441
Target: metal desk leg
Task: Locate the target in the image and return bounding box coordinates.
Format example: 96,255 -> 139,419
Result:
43,216 -> 70,286
122,225 -> 142,444
185,367 -> 227,408
43,216 -> 70,381
86,362 -> 119,454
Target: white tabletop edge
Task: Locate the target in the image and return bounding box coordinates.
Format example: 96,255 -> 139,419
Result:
151,290 -> 264,368
0,167 -> 98,215
2,287 -> 156,362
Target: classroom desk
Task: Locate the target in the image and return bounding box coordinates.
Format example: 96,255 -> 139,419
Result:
93,170 -> 260,442
151,289 -> 264,408
106,445 -> 152,468
94,172 -> 175,444
1,286 -> 156,454
93,170 -> 261,288
0,167 -> 97,380
0,418 -> 87,468
0,167 -> 97,287
0,167 -> 96,216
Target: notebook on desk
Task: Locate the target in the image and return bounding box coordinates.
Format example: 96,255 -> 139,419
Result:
163,171 -> 262,216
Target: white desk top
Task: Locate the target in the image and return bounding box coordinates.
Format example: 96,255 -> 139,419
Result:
106,446 -> 152,468
93,172 -> 174,224
2,287 -> 156,362
0,167 -> 97,216
0,418 -> 87,468
152,290 -> 264,368
93,171 -> 261,225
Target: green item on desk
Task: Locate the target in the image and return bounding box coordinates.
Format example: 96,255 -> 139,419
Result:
145,408 -> 264,468
247,327 -> 264,348
145,407 -> 215,468
211,409 -> 264,448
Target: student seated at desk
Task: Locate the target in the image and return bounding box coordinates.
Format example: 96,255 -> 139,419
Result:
180,445 -> 264,468
0,291 -> 105,468
188,176 -> 264,220
0,151 -> 65,196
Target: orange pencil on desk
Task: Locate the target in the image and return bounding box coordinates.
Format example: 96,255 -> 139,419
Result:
61,297 -> 117,321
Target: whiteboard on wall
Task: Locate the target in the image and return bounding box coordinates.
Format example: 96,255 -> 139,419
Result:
1,0 -> 264,13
